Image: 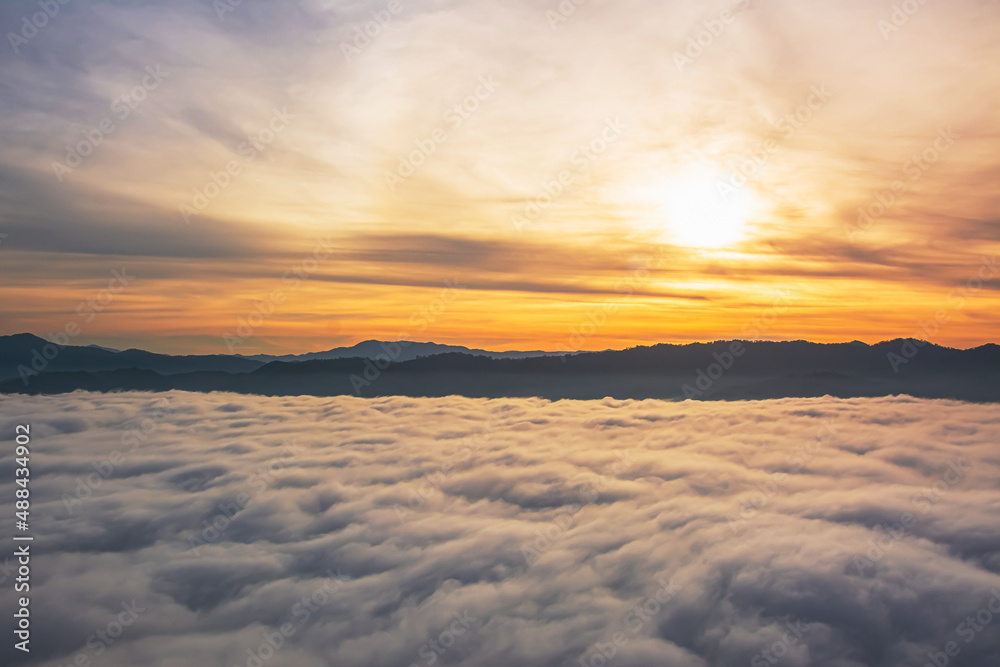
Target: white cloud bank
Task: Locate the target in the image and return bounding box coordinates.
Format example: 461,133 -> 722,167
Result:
1,392 -> 999,667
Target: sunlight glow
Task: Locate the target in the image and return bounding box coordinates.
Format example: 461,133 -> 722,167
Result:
655,167 -> 758,249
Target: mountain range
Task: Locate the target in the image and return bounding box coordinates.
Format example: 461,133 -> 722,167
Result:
0,334 -> 563,383
1,333 -> 997,402
238,340 -> 565,363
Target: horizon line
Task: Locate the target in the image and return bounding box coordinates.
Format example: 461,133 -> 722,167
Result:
3,331 -> 998,358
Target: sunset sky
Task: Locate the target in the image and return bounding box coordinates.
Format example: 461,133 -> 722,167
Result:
1,0 -> 998,355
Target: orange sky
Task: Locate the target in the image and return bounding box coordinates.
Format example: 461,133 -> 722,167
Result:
0,0 -> 997,354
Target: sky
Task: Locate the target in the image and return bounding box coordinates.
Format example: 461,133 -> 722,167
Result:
0,0 -> 998,355
2,391 -> 999,666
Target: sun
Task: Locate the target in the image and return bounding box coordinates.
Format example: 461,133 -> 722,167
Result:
649,167 -> 758,249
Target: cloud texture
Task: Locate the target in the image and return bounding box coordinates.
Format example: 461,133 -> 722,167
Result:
1,0 -> 999,352
1,392 -> 999,666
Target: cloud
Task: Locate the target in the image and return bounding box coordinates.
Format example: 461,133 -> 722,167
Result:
1,391 -> 999,666
2,0 -> 1000,350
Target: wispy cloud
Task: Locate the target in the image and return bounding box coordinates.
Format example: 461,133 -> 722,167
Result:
0,0 -> 998,351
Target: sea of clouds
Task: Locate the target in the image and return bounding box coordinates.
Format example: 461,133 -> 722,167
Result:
1,391 -> 999,667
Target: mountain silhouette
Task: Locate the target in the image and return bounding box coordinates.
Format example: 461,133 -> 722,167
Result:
0,333 -> 263,381
240,339 -> 565,363
0,334 -> 996,402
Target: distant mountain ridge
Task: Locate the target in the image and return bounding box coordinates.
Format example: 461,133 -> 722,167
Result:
239,339 -> 565,363
0,333 -> 997,402
0,333 -> 263,382
0,334 -> 566,383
